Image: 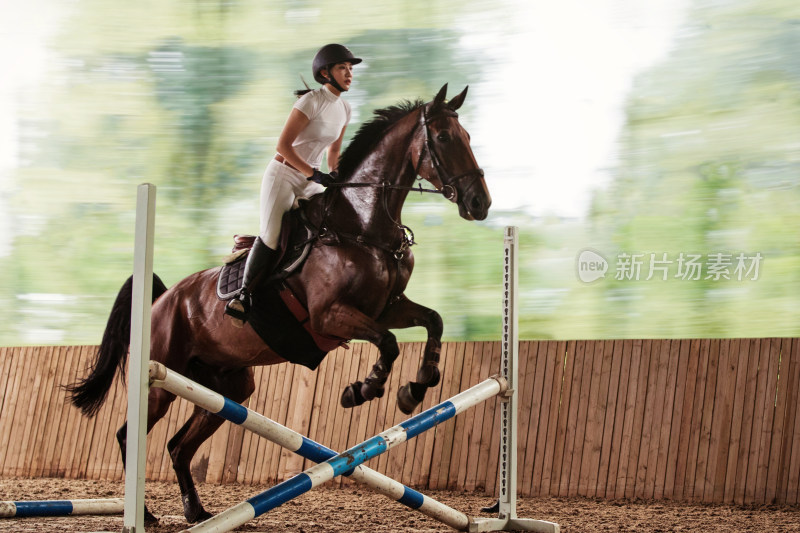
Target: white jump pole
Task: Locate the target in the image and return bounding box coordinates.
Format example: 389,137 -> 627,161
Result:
0,499 -> 124,518
149,362 -> 471,530
470,226 -> 559,533
180,376 -> 508,533
123,183 -> 156,533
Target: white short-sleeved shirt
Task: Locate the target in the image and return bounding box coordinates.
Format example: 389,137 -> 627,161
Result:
291,85 -> 351,169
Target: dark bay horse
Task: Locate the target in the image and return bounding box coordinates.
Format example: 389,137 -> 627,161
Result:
67,84 -> 490,524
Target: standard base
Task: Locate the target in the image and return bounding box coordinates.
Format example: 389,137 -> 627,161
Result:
469,517 -> 560,532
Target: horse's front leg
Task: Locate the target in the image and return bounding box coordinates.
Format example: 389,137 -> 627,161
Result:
376,294 -> 443,414
309,303 -> 401,409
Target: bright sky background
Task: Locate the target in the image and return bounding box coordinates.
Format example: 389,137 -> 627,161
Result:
0,0 -> 690,243
463,0 -> 689,218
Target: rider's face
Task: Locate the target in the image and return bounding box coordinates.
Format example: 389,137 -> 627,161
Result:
324,62 -> 354,92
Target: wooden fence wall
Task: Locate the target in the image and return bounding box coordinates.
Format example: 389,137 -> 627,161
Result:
1,339 -> 799,505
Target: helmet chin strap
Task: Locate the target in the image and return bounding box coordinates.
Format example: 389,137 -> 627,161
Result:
323,66 -> 346,93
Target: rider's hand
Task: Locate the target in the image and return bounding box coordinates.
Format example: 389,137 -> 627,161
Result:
307,169 -> 336,187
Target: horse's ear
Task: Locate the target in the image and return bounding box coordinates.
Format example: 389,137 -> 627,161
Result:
447,86 -> 468,111
432,83 -> 448,109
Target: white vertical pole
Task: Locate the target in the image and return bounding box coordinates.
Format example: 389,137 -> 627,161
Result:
498,225 -> 520,520
122,183 -> 156,533
470,226 -> 559,533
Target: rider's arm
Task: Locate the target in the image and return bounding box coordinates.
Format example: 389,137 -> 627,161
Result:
276,108 -> 314,177
326,125 -> 348,173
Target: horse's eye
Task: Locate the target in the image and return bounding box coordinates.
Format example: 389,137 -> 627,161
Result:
437,131 -> 451,143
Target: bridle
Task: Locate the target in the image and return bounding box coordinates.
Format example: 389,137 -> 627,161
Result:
413,104 -> 485,204
321,104 -> 485,259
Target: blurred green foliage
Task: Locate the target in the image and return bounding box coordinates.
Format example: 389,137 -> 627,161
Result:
1,0 -> 798,345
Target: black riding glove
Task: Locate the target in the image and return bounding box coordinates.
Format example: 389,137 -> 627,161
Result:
307,169 -> 336,187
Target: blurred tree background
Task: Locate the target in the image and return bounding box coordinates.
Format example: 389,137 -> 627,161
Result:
0,0 -> 797,345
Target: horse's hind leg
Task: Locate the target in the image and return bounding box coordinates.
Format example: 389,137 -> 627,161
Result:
168,364 -> 255,524
376,295 -> 444,414
116,386 -> 177,523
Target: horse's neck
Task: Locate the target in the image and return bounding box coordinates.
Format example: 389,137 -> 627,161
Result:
340,124 -> 418,229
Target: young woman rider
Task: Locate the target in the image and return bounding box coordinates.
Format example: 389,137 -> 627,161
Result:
225,43 -> 361,322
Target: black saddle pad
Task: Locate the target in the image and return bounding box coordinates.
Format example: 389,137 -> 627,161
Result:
248,284 -> 329,371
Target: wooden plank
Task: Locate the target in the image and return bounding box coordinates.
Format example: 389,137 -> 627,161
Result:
26,346 -> 55,477
580,339 -> 608,497
644,339 -> 670,499
239,365 -> 271,483
635,339 -> 660,500
454,342 -> 481,489
653,339 -> 680,500
56,345 -> 85,477
694,338 -> 721,502
663,339 -> 690,499
625,339 -> 652,499
386,341 -> 422,487
706,339 -> 736,503
540,340 -> 567,496
2,346 -> 34,475
549,340 -> 577,497
755,338 -> 781,502
743,339 -> 770,503
593,340 -> 617,498
259,363 -> 288,484
766,338 -> 792,503
463,342 -> 491,491
531,341 -> 559,496
787,339 -> 800,505
428,341 -> 457,488
672,339 -> 701,500
448,342 -> 476,489
379,341 -> 411,482
777,338 -> 800,504
520,340 -> 548,495
515,339 -> 538,493
486,341 -> 506,497
37,346 -> 68,477
0,346 -> 13,416
744,339 -> 773,503
272,363 -> 297,482
683,338 -> 711,500
606,339 -> 633,499
724,339 -> 751,502
702,338 -> 730,501
561,340 -> 587,497
433,342 -> 465,489
733,339 -> 760,504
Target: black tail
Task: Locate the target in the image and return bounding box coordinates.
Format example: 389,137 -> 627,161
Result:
67,273 -> 168,417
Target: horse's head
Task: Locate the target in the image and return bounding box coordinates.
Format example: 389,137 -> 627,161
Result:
413,84 -> 491,221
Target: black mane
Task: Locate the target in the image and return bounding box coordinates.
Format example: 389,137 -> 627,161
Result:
337,99 -> 424,179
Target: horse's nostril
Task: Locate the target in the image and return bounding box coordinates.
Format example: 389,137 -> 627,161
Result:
471,196 -> 483,211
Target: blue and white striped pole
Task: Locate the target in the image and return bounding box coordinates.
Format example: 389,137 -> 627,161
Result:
150,362 -> 482,531
0,498 -> 124,518
165,369 -> 505,533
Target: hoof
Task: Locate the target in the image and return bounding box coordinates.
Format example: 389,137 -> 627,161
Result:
341,382 -> 366,408
481,500 -> 500,514
360,380 -> 385,402
144,506 -> 159,524
186,508 -> 213,524
397,382 -> 427,415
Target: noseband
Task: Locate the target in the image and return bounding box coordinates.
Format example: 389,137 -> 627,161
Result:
414,105 -> 485,203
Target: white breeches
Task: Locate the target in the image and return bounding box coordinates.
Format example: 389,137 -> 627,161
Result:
259,160 -> 324,249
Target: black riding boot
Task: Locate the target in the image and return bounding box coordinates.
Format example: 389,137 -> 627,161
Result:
224,237 -> 277,324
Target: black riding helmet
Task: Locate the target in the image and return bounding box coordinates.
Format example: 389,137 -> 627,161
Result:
312,44 -> 362,92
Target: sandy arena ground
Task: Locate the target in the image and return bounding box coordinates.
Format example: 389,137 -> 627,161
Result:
1,478 -> 799,532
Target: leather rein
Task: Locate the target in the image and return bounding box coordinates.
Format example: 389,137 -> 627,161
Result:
320,105 -> 485,259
